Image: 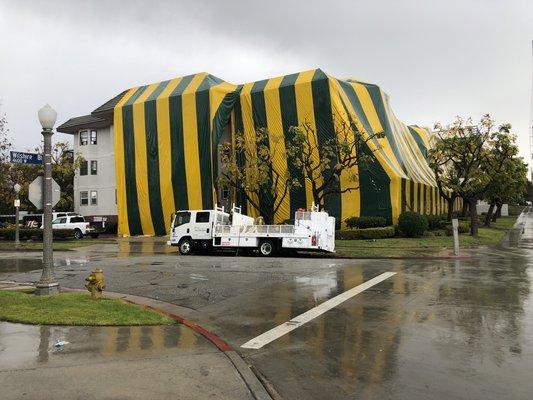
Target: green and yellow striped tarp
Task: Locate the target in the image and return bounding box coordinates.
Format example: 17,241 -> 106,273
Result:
113,73 -> 238,236
114,69 -> 449,237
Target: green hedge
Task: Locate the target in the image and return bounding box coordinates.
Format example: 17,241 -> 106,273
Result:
445,222 -> 470,236
0,228 -> 76,240
425,214 -> 447,231
336,226 -> 395,240
344,216 -> 387,229
398,212 -> 428,237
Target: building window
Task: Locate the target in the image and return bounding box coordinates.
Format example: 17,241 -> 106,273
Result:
90,160 -> 97,175
80,161 -> 88,175
90,130 -> 97,145
90,190 -> 98,205
80,130 -> 88,146
80,191 -> 88,206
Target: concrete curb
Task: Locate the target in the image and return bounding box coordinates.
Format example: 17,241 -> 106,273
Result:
63,288 -> 273,400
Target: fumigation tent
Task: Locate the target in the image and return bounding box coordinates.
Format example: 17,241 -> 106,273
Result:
113,69 -> 446,236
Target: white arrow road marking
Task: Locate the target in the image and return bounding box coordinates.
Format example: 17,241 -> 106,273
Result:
241,271 -> 396,349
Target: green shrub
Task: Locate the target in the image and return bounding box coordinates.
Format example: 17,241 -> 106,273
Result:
0,228 -> 76,240
425,214 -> 447,231
344,216 -> 387,229
104,221 -> 118,234
336,226 -> 395,240
445,222 -> 470,236
397,211 -> 428,237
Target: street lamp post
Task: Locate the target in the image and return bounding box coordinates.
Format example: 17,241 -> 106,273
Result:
36,104 -> 59,295
14,183 -> 21,246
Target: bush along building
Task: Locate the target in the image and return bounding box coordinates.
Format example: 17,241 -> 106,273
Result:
58,69 -> 454,237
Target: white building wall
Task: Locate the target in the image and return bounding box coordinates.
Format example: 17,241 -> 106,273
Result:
73,126 -> 117,218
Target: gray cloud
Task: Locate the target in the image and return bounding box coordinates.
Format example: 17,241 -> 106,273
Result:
1,0 -> 532,167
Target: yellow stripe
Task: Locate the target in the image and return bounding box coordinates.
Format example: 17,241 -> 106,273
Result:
239,83 -> 260,218
156,78 -> 182,232
263,76 -> 290,223
352,83 -> 404,177
113,87 -> 138,237
412,182 -> 418,213
294,70 -> 320,209
181,74 -> 207,210
328,79 -> 360,224
132,83 -> 159,236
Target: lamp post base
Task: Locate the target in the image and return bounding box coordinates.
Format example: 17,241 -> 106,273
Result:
35,282 -> 60,296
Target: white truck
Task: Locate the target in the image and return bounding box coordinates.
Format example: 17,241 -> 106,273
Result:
167,205 -> 335,256
50,215 -> 99,239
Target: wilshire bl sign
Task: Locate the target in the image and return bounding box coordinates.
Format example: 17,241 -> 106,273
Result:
10,151 -> 43,165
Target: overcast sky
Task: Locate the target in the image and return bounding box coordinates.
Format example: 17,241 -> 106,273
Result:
1,0 -> 532,167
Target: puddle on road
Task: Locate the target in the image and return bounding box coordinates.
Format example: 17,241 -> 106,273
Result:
0,321 -> 202,370
0,259 -> 43,273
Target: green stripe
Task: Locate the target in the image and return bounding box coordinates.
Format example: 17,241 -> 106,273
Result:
143,81 -> 169,235
169,74 -> 195,211
311,70 -> 341,219
408,126 -> 428,159
196,76 -> 214,209
358,142 -> 392,223
233,96 -> 247,215
365,84 -> 404,170
122,86 -> 147,235
279,72 -> 306,215
211,87 -> 241,206
250,78 -> 274,221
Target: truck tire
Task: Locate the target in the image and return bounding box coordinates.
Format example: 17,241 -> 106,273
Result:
74,229 -> 83,240
178,238 -> 193,255
259,239 -> 275,256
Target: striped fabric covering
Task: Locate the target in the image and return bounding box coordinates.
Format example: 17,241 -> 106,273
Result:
113,73 -> 239,236
114,69 -> 450,236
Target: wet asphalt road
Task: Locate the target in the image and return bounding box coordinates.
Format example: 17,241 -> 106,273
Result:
1,212 -> 532,399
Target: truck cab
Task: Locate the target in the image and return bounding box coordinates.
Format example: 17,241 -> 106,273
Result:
169,209 -> 229,254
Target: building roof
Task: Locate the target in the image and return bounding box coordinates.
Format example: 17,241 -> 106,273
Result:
56,114 -> 110,134
91,90 -> 127,118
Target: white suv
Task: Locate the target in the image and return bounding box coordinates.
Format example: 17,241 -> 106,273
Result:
51,215 -> 98,239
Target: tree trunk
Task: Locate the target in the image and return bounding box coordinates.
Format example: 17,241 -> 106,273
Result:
447,198 -> 455,222
484,201 -> 496,227
492,203 -> 503,222
469,198 -> 479,236
461,201 -> 468,217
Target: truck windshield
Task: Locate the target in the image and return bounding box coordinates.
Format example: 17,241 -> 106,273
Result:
173,212 -> 191,228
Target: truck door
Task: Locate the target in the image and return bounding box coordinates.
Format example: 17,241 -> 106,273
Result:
192,211 -> 212,240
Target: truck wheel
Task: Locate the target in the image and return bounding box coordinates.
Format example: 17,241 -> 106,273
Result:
178,238 -> 193,255
259,240 -> 275,256
74,229 -> 83,240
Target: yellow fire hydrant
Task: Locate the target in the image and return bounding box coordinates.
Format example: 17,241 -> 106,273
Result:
85,269 -> 105,299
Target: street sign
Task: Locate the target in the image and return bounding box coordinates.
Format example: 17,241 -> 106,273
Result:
14,199 -> 20,207
28,177 -> 61,209
10,151 -> 43,165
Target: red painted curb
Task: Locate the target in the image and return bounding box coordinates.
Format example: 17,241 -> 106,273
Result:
62,288 -> 235,353
124,301 -> 235,353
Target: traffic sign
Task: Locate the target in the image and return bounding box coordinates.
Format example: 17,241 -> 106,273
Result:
10,151 -> 43,165
28,177 -> 61,209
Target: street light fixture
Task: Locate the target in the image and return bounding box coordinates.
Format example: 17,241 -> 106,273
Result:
14,183 -> 21,246
36,104 -> 59,295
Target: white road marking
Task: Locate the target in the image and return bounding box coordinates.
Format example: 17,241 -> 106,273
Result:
241,271 -> 396,349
